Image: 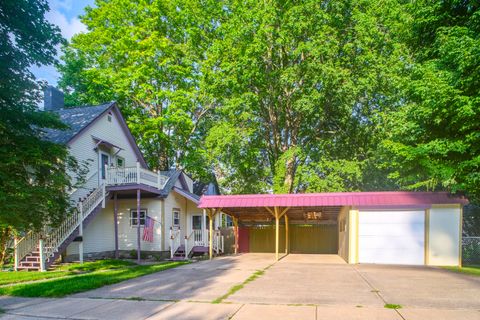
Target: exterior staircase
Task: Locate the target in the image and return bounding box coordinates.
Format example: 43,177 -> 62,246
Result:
172,245 -> 187,261
15,184 -> 107,271
171,245 -> 216,261
170,228 -> 224,261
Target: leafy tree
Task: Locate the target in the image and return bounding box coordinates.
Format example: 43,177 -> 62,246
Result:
383,1 -> 480,202
203,0 -> 409,193
57,0 -> 220,182
0,0 -> 81,263
59,0 -> 412,194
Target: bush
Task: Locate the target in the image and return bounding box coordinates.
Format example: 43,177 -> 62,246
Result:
128,250 -> 148,259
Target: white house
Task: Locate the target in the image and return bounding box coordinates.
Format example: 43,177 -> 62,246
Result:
15,87 -> 222,271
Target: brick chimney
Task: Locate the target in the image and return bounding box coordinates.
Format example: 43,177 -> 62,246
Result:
43,86 -> 64,111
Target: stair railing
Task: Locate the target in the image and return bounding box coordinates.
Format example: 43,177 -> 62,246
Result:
42,183 -> 106,268
169,227 -> 181,259
184,231 -> 195,260
14,231 -> 40,270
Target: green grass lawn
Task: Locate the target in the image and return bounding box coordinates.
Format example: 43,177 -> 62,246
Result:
0,260 -> 136,286
0,260 -> 188,297
444,265 -> 480,276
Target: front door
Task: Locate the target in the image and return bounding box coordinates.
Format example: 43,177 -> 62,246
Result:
100,152 -> 110,182
192,215 -> 203,245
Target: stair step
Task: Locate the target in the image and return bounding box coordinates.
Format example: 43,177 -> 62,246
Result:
19,263 -> 40,268
17,266 -> 41,271
25,256 -> 40,262
171,256 -> 186,261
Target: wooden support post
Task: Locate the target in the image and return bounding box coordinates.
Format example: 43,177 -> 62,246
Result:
233,216 -> 239,254
136,189 -> 141,263
114,192 -> 119,259
266,206 -> 289,261
285,214 -> 289,255
209,209 -> 214,260
274,207 -> 279,261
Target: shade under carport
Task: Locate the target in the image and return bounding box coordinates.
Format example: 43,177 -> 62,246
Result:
198,191 -> 468,261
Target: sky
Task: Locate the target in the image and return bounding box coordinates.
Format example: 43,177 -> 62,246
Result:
31,0 -> 94,86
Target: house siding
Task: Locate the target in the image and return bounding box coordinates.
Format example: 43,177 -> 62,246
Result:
163,192 -> 188,248
67,108 -> 140,201
67,197 -> 165,256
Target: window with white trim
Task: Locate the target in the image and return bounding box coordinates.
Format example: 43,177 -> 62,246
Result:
130,209 -> 146,227
173,209 -> 180,227
116,156 -> 125,168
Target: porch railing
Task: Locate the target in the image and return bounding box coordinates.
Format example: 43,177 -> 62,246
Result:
208,230 -> 224,254
106,163 -> 169,190
193,229 -> 203,246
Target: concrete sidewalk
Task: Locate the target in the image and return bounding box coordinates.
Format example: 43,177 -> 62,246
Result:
1,297 -> 479,320
1,254 -> 480,319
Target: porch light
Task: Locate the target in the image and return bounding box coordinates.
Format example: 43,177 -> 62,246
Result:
305,211 -> 322,220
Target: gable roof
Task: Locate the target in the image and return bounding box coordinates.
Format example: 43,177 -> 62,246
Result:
43,102 -> 114,144
159,170 -> 206,202
173,186 -> 201,204
43,102 -> 148,168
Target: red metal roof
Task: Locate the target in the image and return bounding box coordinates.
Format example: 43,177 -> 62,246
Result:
198,192 -> 468,208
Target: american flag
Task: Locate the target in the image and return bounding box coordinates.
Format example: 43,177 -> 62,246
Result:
142,216 -> 154,242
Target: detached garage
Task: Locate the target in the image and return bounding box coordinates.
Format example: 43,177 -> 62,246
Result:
199,192 -> 467,267
358,210 -> 426,265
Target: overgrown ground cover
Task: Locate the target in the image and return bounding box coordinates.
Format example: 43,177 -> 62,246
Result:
0,260 -> 188,297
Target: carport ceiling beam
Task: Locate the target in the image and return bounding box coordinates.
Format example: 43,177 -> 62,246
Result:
265,207 -> 290,220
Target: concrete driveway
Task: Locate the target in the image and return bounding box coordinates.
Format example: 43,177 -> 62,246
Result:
1,253 -> 480,320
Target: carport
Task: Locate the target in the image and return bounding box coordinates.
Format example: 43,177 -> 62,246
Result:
198,192 -> 467,266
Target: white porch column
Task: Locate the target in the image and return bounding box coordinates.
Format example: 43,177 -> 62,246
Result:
78,203 -> 84,264
13,238 -> 19,271
39,238 -> 46,272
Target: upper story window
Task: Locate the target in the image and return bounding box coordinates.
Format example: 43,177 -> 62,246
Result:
116,157 -> 125,168
107,111 -> 112,122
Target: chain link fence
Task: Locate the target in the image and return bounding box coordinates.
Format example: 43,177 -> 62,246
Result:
463,237 -> 480,265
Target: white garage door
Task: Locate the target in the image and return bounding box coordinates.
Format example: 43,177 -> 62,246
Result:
359,210 -> 425,265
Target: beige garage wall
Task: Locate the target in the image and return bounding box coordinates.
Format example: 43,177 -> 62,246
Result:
428,205 -> 461,266
348,208 -> 358,264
